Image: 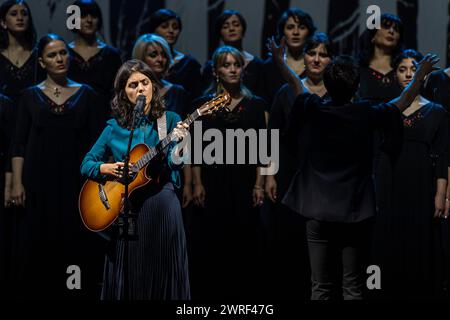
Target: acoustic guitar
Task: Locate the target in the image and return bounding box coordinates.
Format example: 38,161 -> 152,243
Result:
79,93 -> 230,231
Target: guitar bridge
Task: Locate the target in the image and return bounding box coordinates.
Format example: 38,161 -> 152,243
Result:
98,184 -> 110,210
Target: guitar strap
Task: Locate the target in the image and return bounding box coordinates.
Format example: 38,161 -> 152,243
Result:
157,112 -> 167,141
155,111 -> 168,158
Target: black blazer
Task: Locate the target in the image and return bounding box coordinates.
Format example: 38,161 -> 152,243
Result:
282,93 -> 403,223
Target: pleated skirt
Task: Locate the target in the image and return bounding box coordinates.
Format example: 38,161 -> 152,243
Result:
101,183 -> 191,300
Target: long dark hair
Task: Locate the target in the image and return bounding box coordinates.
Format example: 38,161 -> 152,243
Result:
111,59 -> 165,128
358,13 -> 404,67
0,0 -> 36,50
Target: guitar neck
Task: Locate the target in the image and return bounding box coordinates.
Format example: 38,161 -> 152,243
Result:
134,109 -> 201,170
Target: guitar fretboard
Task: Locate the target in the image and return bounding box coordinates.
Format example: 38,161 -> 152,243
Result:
134,109 -> 201,170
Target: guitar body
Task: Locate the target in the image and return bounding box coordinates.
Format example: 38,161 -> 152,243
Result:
79,92 -> 231,232
79,143 -> 159,232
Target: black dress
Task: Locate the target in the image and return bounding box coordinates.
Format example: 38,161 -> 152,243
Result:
0,94 -> 14,201
358,66 -> 404,277
0,94 -> 14,295
68,45 -> 122,118
422,70 -> 450,297
12,85 -> 105,299
201,57 -> 264,98
189,95 -> 267,299
0,49 -> 45,103
372,103 -> 449,299
0,50 -> 45,290
165,54 -> 202,101
357,66 -> 401,103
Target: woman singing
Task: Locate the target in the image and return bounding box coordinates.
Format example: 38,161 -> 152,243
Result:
80,59 -> 190,300
357,13 -> 404,103
262,8 -> 316,105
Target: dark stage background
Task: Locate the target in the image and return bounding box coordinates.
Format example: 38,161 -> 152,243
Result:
28,0 -> 450,67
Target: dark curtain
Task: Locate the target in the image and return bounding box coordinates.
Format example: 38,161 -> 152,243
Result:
207,0 -> 226,59
110,0 -> 165,60
397,0 -> 418,49
327,0 -> 360,56
260,0 -> 290,60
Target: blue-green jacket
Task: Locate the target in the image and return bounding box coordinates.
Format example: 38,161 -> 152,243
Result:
80,111 -> 182,188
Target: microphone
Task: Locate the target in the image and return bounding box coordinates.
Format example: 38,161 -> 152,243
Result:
134,95 -> 146,115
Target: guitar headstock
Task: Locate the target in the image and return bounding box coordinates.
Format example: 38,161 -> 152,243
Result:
198,92 -> 231,116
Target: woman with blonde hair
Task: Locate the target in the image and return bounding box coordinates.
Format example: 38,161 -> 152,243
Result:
190,45 -> 267,299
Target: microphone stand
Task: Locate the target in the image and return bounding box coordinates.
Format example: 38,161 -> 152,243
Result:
119,105 -> 142,300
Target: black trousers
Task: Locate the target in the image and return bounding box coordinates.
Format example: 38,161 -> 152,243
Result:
306,218 -> 372,300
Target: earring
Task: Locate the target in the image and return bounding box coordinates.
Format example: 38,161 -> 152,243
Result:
215,75 -> 220,84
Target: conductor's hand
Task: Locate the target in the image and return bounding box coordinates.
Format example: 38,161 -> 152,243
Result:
267,36 -> 286,66
414,53 -> 440,82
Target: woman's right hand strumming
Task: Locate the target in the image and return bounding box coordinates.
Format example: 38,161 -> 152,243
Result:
100,162 -> 126,179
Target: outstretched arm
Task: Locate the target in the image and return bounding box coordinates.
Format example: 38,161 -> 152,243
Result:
267,37 -> 307,97
390,53 -> 440,111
